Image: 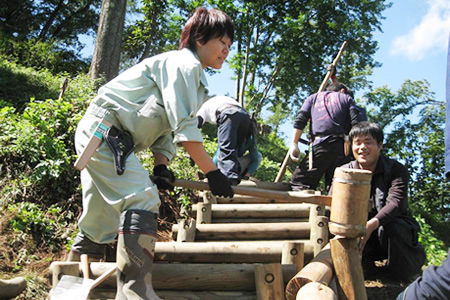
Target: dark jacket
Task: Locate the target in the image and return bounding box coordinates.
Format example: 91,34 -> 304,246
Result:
340,155 -> 416,227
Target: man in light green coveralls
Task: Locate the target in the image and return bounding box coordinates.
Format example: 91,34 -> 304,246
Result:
68,7 -> 235,300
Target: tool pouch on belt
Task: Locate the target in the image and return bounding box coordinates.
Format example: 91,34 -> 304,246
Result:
104,126 -> 135,175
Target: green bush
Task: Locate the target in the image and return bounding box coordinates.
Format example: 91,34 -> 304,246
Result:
416,215 -> 448,266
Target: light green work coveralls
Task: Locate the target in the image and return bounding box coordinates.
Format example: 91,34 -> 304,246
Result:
74,48 -> 208,244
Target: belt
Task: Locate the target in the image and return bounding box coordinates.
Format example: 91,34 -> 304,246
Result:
313,133 -> 346,142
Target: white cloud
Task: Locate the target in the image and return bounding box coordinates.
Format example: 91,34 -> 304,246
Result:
390,0 -> 450,61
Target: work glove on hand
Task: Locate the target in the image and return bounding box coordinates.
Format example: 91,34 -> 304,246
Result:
289,143 -> 300,162
205,169 -> 234,198
153,164 -> 175,191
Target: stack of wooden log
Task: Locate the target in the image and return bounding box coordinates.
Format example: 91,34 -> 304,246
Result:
49,179 -> 333,299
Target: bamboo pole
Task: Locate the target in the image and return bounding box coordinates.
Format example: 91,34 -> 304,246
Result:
274,40 -> 348,181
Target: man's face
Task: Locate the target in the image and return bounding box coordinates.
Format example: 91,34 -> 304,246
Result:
352,134 -> 382,171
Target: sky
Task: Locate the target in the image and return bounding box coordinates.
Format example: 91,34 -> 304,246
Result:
204,0 -> 450,146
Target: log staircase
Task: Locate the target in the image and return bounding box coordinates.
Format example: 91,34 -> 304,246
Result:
49,179 -> 331,300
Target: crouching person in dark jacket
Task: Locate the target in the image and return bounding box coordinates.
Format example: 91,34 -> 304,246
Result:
335,122 -> 426,282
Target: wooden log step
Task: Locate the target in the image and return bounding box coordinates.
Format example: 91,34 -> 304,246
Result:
154,241 -> 312,263
49,262 -> 298,291
171,222 -> 311,241
209,218 -> 309,223
191,203 -> 310,218
88,289 -> 257,300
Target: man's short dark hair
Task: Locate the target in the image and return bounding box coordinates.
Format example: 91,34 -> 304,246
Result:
349,121 -> 383,145
326,82 -> 354,98
179,7 -> 234,51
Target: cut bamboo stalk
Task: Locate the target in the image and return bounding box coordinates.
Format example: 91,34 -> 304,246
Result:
296,282 -> 337,300
191,204 -> 310,218
255,263 -> 285,300
330,237 -> 367,300
171,222 -> 310,241
281,242 -> 304,272
50,262 -> 298,291
285,244 -> 333,300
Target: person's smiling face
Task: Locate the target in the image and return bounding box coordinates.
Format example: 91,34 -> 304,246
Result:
196,35 -> 232,69
352,134 -> 383,171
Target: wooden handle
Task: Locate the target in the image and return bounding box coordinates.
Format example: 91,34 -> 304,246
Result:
151,177 -> 331,206
90,266 -> 117,290
74,119 -> 112,171
80,254 -> 90,279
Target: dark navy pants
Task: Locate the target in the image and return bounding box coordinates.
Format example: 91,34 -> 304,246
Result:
216,106 -> 250,183
290,137 -> 349,192
364,217 -> 426,281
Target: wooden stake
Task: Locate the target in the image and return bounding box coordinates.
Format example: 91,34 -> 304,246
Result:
176,218 -> 196,242
255,263 -> 285,300
196,202 -> 212,224
282,242 -> 304,272
330,237 -> 367,300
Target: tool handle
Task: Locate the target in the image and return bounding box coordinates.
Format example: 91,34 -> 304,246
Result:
90,266 -> 117,290
80,254 -> 90,279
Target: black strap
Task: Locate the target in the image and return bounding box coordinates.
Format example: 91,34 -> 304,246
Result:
104,126 -> 135,175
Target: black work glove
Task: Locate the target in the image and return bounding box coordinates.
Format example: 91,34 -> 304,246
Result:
205,169 -> 234,198
153,164 -> 175,191
197,116 -> 204,128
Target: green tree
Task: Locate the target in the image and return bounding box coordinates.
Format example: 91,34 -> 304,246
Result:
89,0 -> 127,82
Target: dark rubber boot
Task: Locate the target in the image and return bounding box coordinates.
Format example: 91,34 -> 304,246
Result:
116,210 -> 161,300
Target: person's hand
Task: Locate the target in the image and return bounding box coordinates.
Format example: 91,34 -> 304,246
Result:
153,164 -> 175,191
205,169 -> 234,198
359,218 -> 379,253
289,143 -> 300,162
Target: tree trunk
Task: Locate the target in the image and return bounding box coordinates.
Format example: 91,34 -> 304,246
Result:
89,0 -> 126,82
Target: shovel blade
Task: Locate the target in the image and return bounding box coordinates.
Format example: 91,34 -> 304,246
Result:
51,275 -> 94,300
